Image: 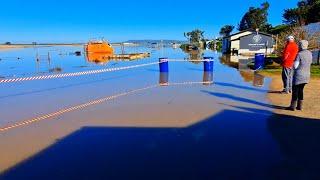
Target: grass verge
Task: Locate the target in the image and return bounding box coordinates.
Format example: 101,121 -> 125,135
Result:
260,63 -> 320,78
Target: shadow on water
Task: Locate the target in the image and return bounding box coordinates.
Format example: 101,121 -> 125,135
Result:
214,82 -> 268,93
145,68 -> 159,72
267,114 -> 320,179
1,103 -> 320,179
268,90 -> 284,94
201,90 -> 286,110
187,67 -> 203,72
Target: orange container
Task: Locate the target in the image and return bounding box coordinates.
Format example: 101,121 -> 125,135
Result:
85,40 -> 114,54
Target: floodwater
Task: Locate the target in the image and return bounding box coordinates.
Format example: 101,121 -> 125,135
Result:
0,46 -> 320,179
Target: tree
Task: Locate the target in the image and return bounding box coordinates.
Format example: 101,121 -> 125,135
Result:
275,26 -> 320,56
184,29 -> 205,44
269,24 -> 290,35
306,0 -> 320,24
238,2 -> 271,32
283,8 -> 301,25
219,25 -> 235,37
283,1 -> 308,26
283,0 -> 320,26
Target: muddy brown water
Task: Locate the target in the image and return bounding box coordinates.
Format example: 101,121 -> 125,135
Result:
1,47 -> 320,179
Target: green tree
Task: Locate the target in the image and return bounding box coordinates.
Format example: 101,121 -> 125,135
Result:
308,0 -> 320,23
184,29 -> 205,45
238,2 -> 271,32
283,1 -> 308,26
269,24 -> 290,35
283,0 -> 320,25
219,25 -> 235,37
283,8 -> 301,25
306,0 -> 320,23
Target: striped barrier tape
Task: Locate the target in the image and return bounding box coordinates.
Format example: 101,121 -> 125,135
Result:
0,80 -> 213,132
167,59 -> 214,62
0,62 -> 160,84
0,59 -> 214,84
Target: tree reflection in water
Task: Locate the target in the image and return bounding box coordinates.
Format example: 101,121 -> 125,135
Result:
182,48 -> 204,64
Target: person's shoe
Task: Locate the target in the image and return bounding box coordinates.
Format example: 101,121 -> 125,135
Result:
286,100 -> 297,111
297,100 -> 303,111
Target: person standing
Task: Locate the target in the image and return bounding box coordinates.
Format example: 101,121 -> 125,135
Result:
288,40 -> 312,111
281,36 -> 299,94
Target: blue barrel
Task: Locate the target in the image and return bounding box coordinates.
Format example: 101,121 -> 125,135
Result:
203,57 -> 214,72
254,53 -> 265,70
159,58 -> 169,72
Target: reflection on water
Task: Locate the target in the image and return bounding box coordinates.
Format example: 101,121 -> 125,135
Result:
203,71 -> 214,85
220,54 -> 238,69
220,54 -> 265,87
239,71 -> 265,87
86,53 -> 112,64
48,67 -> 63,73
159,71 -> 214,86
182,48 -> 204,64
253,73 -> 265,87
159,72 -> 169,86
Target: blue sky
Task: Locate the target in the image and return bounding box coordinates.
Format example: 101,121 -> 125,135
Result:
0,0 -> 298,43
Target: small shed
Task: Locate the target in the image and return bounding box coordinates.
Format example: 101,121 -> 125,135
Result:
222,30 -> 274,56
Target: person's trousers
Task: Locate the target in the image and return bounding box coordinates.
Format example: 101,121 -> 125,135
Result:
292,83 -> 306,101
282,67 -> 293,92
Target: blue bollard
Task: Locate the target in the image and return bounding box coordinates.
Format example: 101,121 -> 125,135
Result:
254,53 -> 265,70
159,58 -> 169,72
203,57 -> 214,72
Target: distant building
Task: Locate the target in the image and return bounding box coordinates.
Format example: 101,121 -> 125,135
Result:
222,30 -> 274,56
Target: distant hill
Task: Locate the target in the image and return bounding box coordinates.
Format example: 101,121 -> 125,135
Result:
304,22 -> 320,34
125,40 -> 187,45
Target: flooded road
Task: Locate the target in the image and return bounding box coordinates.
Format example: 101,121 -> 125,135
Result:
0,46 -> 319,179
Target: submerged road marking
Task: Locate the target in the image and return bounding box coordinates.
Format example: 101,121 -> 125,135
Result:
0,81 -> 213,132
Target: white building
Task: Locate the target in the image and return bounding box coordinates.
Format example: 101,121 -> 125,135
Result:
222,30 -> 275,56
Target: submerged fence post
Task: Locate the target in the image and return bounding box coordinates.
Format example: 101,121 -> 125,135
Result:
48,52 -> 51,61
203,57 -> 214,72
36,52 -> 40,62
159,57 -> 169,72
